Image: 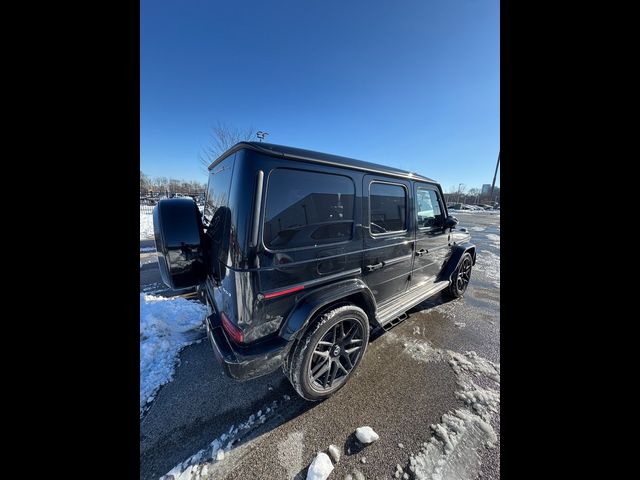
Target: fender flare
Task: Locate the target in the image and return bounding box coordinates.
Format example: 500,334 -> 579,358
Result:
437,243 -> 477,283
278,278 -> 377,341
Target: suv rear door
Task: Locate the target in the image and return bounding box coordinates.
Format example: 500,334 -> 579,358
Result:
362,175 -> 414,305
411,182 -> 451,288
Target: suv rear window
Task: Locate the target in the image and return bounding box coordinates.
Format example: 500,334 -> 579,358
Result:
203,155 -> 235,227
264,169 -> 355,250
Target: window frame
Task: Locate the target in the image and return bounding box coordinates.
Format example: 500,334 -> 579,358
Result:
368,180 -> 409,237
415,183 -> 445,231
261,167 -> 357,252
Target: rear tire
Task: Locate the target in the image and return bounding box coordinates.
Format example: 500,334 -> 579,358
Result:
446,252 -> 473,298
286,305 -> 369,401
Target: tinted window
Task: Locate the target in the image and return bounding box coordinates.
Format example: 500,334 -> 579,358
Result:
369,182 -> 407,234
416,187 -> 444,228
203,155 -> 235,227
264,169 -> 355,249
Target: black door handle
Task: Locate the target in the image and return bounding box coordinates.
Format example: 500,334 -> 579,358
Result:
365,262 -> 384,272
416,248 -> 428,256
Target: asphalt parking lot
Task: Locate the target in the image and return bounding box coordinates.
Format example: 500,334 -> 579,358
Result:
140,211 -> 500,480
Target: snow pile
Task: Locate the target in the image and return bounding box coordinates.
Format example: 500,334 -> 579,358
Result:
140,294 -> 206,415
400,338 -> 500,480
327,444 -> 341,463
306,452 -> 334,480
474,250 -> 500,288
408,409 -> 497,480
140,212 -> 154,240
161,395 -> 294,480
355,426 -> 380,444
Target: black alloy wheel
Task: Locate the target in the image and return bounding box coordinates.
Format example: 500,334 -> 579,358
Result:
308,318 -> 365,391
286,305 -> 369,401
447,252 -> 473,298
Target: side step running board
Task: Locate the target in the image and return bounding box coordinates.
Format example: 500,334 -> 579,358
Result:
376,280 -> 450,327
381,312 -> 408,331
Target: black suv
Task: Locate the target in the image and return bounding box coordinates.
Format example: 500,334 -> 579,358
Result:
153,142 -> 475,401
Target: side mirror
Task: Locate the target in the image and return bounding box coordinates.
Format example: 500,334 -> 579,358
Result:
444,215 -> 459,229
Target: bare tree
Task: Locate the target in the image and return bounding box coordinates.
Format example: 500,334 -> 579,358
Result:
153,176 -> 169,195
140,171 -> 150,193
200,121 -> 256,173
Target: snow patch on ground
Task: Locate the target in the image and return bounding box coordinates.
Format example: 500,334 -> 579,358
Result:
140,212 -> 154,240
140,294 -> 206,416
355,426 -> 379,444
474,250 -> 500,288
486,233 -> 500,249
306,452 -> 334,480
398,337 -> 500,480
161,395 -> 294,480
140,246 -> 156,252
470,226 -> 486,231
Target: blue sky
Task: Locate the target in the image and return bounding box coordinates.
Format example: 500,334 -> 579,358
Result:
141,0 -> 499,192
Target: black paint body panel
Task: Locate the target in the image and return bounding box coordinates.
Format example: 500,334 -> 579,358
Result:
155,143 -> 475,380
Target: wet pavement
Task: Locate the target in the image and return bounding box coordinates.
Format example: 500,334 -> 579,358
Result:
140,211 -> 500,480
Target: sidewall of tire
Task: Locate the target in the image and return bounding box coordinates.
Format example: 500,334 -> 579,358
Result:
288,305 -> 369,401
448,252 -> 473,298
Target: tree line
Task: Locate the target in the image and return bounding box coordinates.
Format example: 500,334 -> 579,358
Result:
443,184 -> 500,205
140,171 -> 207,195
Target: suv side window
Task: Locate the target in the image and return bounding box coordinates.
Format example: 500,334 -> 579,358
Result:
263,168 -> 355,250
369,182 -> 407,234
416,186 -> 444,228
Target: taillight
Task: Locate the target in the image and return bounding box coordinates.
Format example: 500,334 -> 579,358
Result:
220,311 -> 244,343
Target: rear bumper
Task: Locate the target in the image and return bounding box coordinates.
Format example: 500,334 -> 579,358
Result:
205,310 -> 293,381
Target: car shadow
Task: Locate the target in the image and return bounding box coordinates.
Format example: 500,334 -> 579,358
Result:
140,337 -> 319,480
369,291 -> 453,342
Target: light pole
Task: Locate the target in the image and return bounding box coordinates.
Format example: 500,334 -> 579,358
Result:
457,183 -> 464,204
490,152 -> 500,200
256,131 -> 269,142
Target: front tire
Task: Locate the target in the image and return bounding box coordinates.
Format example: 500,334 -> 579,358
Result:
446,252 -> 473,298
286,305 -> 369,401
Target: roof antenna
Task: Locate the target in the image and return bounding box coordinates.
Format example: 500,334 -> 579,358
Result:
256,131 -> 269,142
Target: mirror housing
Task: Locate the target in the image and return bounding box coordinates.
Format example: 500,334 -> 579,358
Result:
444,215 -> 459,229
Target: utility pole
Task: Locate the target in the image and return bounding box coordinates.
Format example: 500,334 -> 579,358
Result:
489,151 -> 500,200
457,183 -> 463,204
